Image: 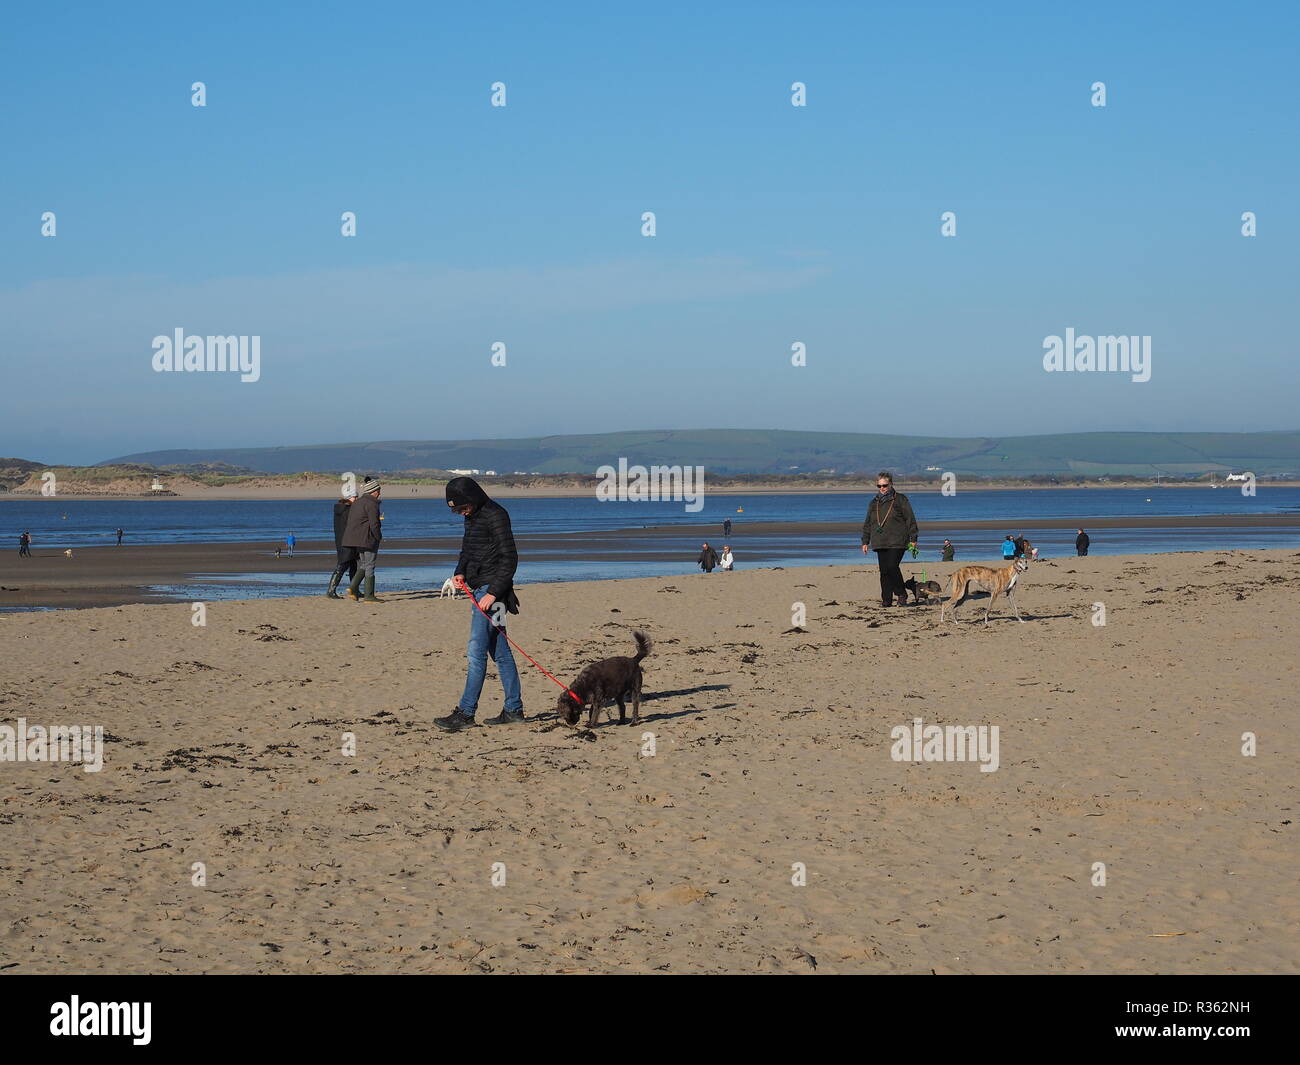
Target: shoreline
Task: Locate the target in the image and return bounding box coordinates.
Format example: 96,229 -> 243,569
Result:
4,481 -> 1295,502
3,512 -> 1299,611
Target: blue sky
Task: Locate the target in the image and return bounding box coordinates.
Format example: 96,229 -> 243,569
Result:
3,0 -> 1297,463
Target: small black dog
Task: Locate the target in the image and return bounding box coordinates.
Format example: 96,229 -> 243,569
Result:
557,631 -> 652,727
903,576 -> 944,604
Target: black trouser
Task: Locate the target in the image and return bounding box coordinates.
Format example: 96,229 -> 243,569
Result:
1077,546 -> 1088,556
875,548 -> 906,602
332,546 -> 358,580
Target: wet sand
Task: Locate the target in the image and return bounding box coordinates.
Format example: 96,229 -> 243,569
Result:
1,549 -> 1296,973
2,513 -> 1299,611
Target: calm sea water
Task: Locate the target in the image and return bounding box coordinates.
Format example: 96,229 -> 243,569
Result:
4,488 -> 1298,602
4,487 -> 1298,547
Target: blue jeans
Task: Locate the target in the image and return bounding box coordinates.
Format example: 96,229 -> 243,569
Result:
457,585 -> 522,717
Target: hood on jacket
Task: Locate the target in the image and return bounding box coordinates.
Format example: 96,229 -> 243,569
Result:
446,476 -> 490,513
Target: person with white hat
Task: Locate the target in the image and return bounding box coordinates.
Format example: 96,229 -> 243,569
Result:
326,487 -> 359,598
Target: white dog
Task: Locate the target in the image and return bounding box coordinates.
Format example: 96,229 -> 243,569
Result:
439,577 -> 458,598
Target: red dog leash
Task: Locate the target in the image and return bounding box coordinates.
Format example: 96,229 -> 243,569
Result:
454,577 -> 583,706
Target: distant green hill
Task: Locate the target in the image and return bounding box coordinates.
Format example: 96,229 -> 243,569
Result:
103,429 -> 1300,478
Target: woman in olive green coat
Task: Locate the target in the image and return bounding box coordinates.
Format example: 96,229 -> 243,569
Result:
860,471 -> 919,606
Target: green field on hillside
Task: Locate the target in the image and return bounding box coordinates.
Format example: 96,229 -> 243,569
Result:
103,429 -> 1300,477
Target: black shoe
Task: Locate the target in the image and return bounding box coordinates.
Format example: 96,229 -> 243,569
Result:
483,710 -> 525,726
434,710 -> 478,732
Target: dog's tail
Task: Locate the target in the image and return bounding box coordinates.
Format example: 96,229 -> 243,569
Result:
631,630 -> 652,662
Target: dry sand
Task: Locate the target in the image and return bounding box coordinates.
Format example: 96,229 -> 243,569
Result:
1,549 -> 1296,974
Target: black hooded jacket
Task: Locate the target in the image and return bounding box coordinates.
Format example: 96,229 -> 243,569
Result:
447,477 -> 520,610
333,500 -> 352,548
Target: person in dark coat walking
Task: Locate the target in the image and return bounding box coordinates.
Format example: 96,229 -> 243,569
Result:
1075,529 -> 1090,556
860,471 -> 919,606
115,528 -> 124,546
723,518 -> 732,537
941,539 -> 955,562
326,490 -> 358,597
698,542 -> 719,573
341,478 -> 383,602
18,531 -> 32,557
436,476 -> 524,731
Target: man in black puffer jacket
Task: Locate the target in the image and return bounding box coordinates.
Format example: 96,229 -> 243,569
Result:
435,477 -> 524,731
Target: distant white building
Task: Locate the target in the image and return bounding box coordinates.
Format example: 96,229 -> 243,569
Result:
150,478 -> 166,492
484,470 -> 497,476
447,468 -> 480,476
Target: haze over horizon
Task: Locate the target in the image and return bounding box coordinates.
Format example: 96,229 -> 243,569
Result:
5,1 -> 1297,465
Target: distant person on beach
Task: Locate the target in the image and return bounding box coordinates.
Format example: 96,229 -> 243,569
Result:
698,542 -> 719,573
342,479 -> 384,602
1013,534 -> 1029,559
115,528 -> 124,547
285,531 -> 296,557
1076,529 -> 1090,556
723,518 -> 732,537
860,471 -> 918,607
1002,535 -> 1016,560
18,531 -> 32,557
942,539 -> 955,562
326,490 -> 359,598
437,476 -> 523,732
719,545 -> 734,571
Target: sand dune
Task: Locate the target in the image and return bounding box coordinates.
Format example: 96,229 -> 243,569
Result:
1,549 -> 1296,973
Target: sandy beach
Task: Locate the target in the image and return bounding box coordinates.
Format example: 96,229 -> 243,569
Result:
1,548 -> 1296,974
